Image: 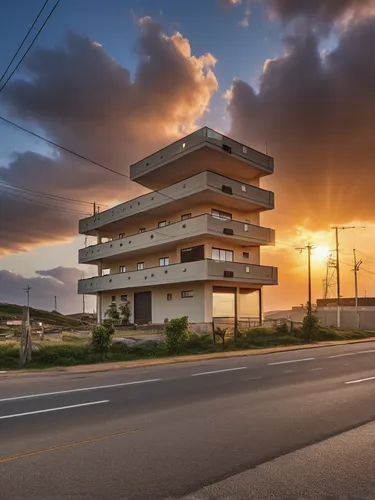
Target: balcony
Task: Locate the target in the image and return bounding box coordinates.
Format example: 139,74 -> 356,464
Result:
79,214 -> 275,264
130,127 -> 274,190
78,260 -> 278,294
79,171 -> 274,235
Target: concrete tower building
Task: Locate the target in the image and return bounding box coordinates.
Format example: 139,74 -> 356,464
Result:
78,127 -> 277,325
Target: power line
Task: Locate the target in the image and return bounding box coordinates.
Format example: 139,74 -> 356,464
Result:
0,115 -> 131,178
0,0 -> 61,94
0,188 -> 90,216
0,0 -> 50,85
0,180 -> 105,208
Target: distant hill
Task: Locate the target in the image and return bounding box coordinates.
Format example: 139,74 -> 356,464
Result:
264,310 -> 292,320
0,303 -> 83,327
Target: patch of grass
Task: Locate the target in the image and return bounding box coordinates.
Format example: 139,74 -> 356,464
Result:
1,327 -> 375,370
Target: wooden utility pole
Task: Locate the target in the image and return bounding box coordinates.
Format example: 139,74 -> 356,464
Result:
54,295 -> 57,312
296,244 -> 314,315
331,226 -> 365,328
353,248 -> 362,329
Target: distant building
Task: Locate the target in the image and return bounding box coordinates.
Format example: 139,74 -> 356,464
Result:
78,127 -> 278,325
316,297 -> 375,329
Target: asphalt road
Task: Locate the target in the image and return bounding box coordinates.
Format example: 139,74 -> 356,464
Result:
0,341 -> 375,499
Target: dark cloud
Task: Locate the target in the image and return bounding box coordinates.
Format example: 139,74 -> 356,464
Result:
226,15 -> 375,230
268,0 -> 375,23
0,266 -> 95,314
0,18 -> 217,255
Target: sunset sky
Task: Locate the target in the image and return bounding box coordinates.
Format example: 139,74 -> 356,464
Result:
1,0 -> 375,314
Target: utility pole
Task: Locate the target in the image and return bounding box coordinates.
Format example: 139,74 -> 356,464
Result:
296,244 -> 314,315
81,272 -> 86,314
353,248 -> 362,329
23,285 -> 31,326
54,295 -> 57,312
331,226 -> 364,327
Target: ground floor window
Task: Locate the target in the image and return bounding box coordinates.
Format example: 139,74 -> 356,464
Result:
212,287 -> 261,320
239,288 -> 260,320
212,286 -> 235,317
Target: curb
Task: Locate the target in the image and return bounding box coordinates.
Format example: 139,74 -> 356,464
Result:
1,337 -> 375,378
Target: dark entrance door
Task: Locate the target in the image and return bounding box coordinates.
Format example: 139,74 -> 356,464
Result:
134,291 -> 152,324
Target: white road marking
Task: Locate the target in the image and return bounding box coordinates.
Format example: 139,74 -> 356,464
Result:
191,367 -> 247,377
309,367 -> 322,372
345,376 -> 375,385
0,371 -> 7,374
358,349 -> 375,354
327,353 -> 355,359
268,358 -> 315,366
0,379 -> 161,403
0,400 -> 109,420
244,376 -> 263,381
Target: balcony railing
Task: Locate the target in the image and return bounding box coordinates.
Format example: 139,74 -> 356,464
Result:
130,127 -> 274,179
79,171 -> 274,235
78,259 -> 278,294
79,214 -> 275,264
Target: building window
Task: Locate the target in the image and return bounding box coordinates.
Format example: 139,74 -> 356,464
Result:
119,266 -> 126,273
244,224 -> 249,232
139,228 -> 146,233
111,295 -> 116,303
158,220 -> 167,228
159,257 -> 169,267
181,290 -> 194,298
181,213 -> 191,221
119,233 -> 125,238
246,266 -> 250,273
241,185 -> 247,193
243,252 -> 250,259
102,268 -> 110,276
212,248 -> 233,262
167,293 -> 172,301
137,262 -> 144,270
121,294 -> 128,302
181,245 -> 204,263
242,146 -> 248,154
211,209 -> 232,221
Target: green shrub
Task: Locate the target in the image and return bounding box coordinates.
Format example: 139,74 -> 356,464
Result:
91,321 -> 114,359
165,316 -> 190,354
302,314 -> 319,341
276,322 -> 289,335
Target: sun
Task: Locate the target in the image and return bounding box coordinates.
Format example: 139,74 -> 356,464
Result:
313,244 -> 331,262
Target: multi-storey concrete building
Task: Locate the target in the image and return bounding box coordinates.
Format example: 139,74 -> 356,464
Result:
78,127 -> 277,325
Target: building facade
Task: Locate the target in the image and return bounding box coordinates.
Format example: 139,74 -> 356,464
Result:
78,127 -> 278,325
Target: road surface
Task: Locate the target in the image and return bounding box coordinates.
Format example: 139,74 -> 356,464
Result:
1,341 -> 375,499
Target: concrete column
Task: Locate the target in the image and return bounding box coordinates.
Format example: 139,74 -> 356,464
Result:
96,292 -> 102,325
97,259 -> 103,325
259,287 -> 263,325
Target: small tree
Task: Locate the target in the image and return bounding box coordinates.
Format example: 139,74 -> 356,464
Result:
119,300 -> 131,325
105,303 -> 120,324
302,314 -> 319,342
91,319 -> 115,359
165,316 -> 190,354
214,327 -> 228,350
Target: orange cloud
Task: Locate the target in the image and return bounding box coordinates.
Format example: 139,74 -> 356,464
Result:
0,19 -> 218,255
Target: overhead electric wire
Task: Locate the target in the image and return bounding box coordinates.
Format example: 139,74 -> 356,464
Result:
0,188 -> 90,216
0,180 -> 106,208
0,0 -> 61,94
0,0 -> 50,85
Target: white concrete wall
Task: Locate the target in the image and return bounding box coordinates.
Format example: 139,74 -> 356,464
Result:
100,239 -> 261,275
100,283 -> 207,324
100,203 -> 260,240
